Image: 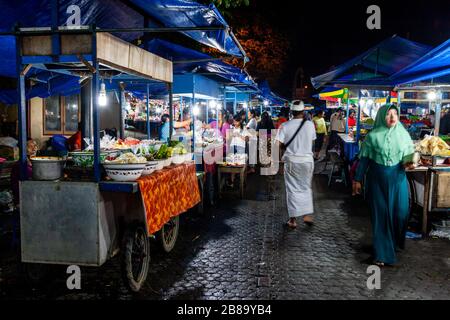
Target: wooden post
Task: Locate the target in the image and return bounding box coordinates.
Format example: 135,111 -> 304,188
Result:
422,169 -> 431,235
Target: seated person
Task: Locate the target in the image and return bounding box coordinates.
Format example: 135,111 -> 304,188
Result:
67,122 -> 82,151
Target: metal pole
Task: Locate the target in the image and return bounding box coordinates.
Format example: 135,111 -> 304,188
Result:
169,83 -> 174,140
206,102 -> 209,124
51,0 -> 60,58
345,89 -> 350,134
223,88 -> 227,115
146,84 -> 150,139
356,90 -> 362,143
119,88 -> 125,139
180,96 -> 184,121
233,92 -> 237,114
3,26 -> 226,36
435,90 -> 442,136
16,39 -> 27,181
192,76 -> 196,153
91,29 -> 101,182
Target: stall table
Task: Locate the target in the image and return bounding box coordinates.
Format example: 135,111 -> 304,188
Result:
337,133 -> 359,162
217,163 -> 246,199
407,165 -> 450,235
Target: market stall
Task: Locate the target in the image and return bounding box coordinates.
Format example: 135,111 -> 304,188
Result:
15,29 -> 202,292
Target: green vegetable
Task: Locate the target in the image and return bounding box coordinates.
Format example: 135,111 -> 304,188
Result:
155,144 -> 169,159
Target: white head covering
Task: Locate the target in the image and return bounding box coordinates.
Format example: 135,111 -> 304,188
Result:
291,100 -> 305,111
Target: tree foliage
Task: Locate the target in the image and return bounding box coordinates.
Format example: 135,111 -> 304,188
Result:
211,0 -> 250,9
229,14 -> 290,86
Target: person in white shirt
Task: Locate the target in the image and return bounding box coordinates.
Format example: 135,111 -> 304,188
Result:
328,108 -> 345,151
246,109 -> 258,173
246,109 -> 258,130
276,100 -> 316,228
226,114 -> 249,187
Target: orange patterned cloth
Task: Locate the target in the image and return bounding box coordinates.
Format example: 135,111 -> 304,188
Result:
138,163 -> 200,234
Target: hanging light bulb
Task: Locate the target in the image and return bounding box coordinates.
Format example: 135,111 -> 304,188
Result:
193,105 -> 200,116
98,82 -> 107,107
243,102 -> 248,109
209,100 -> 217,109
263,100 -> 269,106
427,91 -> 437,101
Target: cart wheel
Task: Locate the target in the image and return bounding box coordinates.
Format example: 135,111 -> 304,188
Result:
121,222 -> 150,292
159,216 -> 179,253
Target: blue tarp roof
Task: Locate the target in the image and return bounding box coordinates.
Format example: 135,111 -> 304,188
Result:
311,35 -> 432,89
0,1 -> 248,104
390,38 -> 450,84
0,0 -> 244,58
258,80 -> 287,106
146,39 -> 253,86
130,0 -> 244,58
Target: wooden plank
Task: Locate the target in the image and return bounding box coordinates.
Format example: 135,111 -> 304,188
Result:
61,34 -> 91,55
21,36 -> 52,55
96,33 -> 130,71
435,172 -> 450,208
20,32 -> 172,83
97,32 -> 172,83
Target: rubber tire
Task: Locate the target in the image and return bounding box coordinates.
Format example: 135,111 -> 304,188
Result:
159,216 -> 180,253
121,222 -> 150,292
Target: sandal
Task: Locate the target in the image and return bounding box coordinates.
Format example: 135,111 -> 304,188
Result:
374,261 -> 385,267
286,219 -> 297,229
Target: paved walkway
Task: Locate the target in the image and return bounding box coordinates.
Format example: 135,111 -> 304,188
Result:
1,170 -> 449,300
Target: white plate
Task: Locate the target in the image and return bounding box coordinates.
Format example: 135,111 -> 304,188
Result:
184,153 -> 193,162
105,168 -> 144,182
172,155 -> 185,165
164,158 -> 172,167
142,163 -> 158,175
154,160 -> 165,171
103,163 -> 146,170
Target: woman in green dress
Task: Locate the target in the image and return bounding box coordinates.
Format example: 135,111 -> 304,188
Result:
353,104 -> 416,266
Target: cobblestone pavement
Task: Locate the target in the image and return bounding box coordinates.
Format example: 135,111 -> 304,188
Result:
0,170 -> 449,300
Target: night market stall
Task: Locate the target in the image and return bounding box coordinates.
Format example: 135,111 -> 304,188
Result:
0,0 -> 249,291
311,35 -> 431,163
387,39 -> 450,235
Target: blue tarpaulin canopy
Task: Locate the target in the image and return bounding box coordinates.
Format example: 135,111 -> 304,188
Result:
257,80 -> 287,106
390,38 -> 450,84
0,1 -> 248,103
146,39 -> 253,85
0,0 -> 245,58
311,35 -> 432,89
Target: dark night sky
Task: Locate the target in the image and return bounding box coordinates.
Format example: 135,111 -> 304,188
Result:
230,0 -> 450,98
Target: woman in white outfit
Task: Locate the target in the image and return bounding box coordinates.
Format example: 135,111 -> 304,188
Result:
276,100 -> 316,228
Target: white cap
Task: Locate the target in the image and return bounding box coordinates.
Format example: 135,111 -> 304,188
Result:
291,100 -> 305,111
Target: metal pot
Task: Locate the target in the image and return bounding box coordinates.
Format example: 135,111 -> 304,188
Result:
31,158 -> 66,181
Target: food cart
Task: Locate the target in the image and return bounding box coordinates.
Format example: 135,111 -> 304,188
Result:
397,86 -> 450,234
16,29 -> 201,292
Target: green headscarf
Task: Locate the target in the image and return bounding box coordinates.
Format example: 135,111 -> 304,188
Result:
359,104 -> 415,166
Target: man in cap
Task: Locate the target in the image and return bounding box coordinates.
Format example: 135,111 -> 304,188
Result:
276,100 -> 316,228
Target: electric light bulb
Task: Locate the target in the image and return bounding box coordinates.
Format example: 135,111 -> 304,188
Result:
193,105 -> 200,116
98,82 -> 107,107
427,91 -> 437,101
